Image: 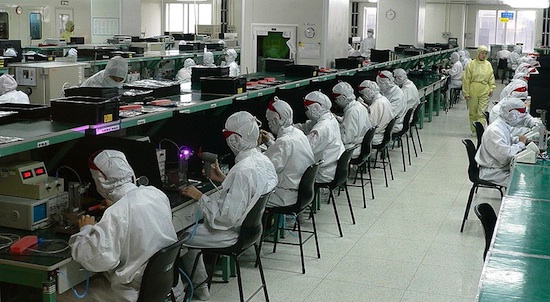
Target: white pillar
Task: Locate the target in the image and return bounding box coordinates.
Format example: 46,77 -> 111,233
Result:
376,0 -> 426,50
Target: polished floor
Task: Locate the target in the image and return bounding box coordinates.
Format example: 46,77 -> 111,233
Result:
202,83 -> 506,302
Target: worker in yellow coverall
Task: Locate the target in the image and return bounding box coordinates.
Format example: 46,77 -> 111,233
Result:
462,45 -> 495,135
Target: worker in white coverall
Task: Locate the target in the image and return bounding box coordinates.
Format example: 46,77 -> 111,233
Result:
176,58 -> 196,82
332,81 -> 371,158
295,91 -> 345,183
393,68 -> 421,114
377,70 -> 406,133
221,48 -> 240,76
475,98 -> 528,186
0,74 -> 29,104
357,80 -> 394,146
260,97 -> 315,207
80,56 -> 128,88
59,150 -> 183,302
462,45 -> 495,135
180,111 -> 277,300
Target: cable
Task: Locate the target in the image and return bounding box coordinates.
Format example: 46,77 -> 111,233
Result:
55,165 -> 83,184
58,269 -> 89,299
27,239 -> 70,254
0,233 -> 19,250
158,138 -> 180,151
179,268 -> 193,302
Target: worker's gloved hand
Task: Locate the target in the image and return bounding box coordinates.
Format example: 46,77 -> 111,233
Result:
208,160 -> 226,183
78,214 -> 96,228
181,185 -> 203,201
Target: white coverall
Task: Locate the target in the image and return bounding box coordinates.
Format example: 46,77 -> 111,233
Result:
0,74 -> 29,104
296,112 -> 345,183
81,56 -> 128,88
365,94 -> 394,145
448,53 -> 463,89
498,80 -> 528,104
176,58 -> 196,82
338,100 -> 371,157
381,85 -> 406,133
65,150 -> 179,302
507,46 -> 522,71
264,125 -> 315,207
476,117 -> 525,186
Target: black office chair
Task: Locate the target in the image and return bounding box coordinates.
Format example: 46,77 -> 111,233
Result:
186,193 -> 272,302
473,121 -> 485,150
483,111 -> 490,124
350,126 -> 377,206
316,148 -> 356,237
372,117 -> 398,187
460,139 -> 504,232
261,160 -> 323,274
474,203 -> 497,260
137,237 -> 187,302
392,108 -> 415,172
409,102 -> 424,157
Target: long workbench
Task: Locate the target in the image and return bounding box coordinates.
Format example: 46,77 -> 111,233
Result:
476,161 -> 550,301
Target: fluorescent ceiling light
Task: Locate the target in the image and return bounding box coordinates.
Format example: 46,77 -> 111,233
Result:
368,0 -> 378,3
502,0 -> 549,8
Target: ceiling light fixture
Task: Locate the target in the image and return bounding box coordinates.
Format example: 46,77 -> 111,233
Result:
502,0 -> 549,8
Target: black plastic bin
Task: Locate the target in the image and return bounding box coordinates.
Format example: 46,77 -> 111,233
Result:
200,76 -> 247,94
50,96 -> 119,125
64,87 -> 119,98
285,64 -> 319,77
0,103 -> 50,120
265,58 -> 294,72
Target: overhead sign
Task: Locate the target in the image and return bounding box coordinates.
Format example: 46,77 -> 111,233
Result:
501,12 -> 514,20
500,18 -> 509,23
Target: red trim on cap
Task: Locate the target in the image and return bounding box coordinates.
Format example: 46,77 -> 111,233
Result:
304,99 -> 316,106
222,129 -> 241,139
513,86 -> 527,92
377,71 -> 387,78
511,107 -> 527,113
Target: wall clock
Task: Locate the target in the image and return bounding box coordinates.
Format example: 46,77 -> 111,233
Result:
15,6 -> 22,15
304,27 -> 315,38
385,9 -> 396,20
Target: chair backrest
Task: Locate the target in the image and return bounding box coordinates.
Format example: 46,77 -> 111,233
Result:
331,148 -> 355,188
474,203 -> 497,260
234,192 -> 271,251
462,139 -> 481,184
355,126 -> 376,163
376,117 -> 398,147
483,111 -> 490,123
137,238 -> 186,302
393,107 -> 415,137
473,121 -> 484,149
409,102 -> 423,128
295,160 -> 323,212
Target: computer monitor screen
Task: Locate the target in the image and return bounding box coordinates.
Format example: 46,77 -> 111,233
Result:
70,37 -> 85,44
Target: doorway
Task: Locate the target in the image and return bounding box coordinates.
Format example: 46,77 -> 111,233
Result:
252,24 -> 297,73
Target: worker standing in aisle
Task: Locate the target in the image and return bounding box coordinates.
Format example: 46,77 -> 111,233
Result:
60,20 -> 75,42
80,56 -> 128,88
462,45 -> 495,136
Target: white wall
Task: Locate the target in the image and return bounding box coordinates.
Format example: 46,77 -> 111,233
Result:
0,0 -> 91,46
141,0 -> 162,37
324,0 -> 349,68
377,0 -> 426,49
121,0 -> 141,36
425,3 -> 465,48
90,0 -> 121,43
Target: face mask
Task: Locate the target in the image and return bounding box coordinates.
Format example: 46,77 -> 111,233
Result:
507,110 -> 525,126
105,76 -> 123,88
305,108 -> 322,121
90,169 -> 110,200
267,117 -> 282,137
394,77 -> 405,87
367,33 -> 373,38
335,95 -> 349,108
378,82 -> 390,93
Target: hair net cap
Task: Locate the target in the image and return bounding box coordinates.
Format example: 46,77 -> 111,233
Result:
304,91 -> 332,110
203,52 -> 214,65
450,52 -> 460,63
0,74 -> 18,95
184,58 -> 196,68
68,48 -> 78,57
225,111 -> 260,151
358,80 -> 379,95
377,70 -> 395,83
477,45 -> 488,56
266,97 -> 293,126
89,150 -> 135,181
499,97 -> 526,116
225,48 -> 237,60
332,82 -> 355,99
3,48 -> 17,57
65,20 -> 74,31
104,56 -> 128,79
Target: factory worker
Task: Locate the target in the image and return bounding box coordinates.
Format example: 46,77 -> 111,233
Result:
332,81 -> 371,158
60,20 -> 75,42
393,68 -> 420,112
512,72 -> 529,83
445,52 -> 464,89
67,48 -> 78,58
202,51 -> 216,68
498,79 -> 528,106
377,70 -> 406,133
176,58 -> 196,82
181,111 -> 277,300
0,74 -> 30,104
475,98 -> 527,186
294,91 -> 345,183
458,50 -> 472,70
80,56 -> 128,88
496,48 -> 511,61
222,48 -> 240,76
62,150 -> 183,302
462,45 -> 495,135
357,80 -> 394,145
347,44 -> 361,57
360,28 -> 376,58
515,62 -> 537,76
507,45 -> 522,71
260,97 -> 315,207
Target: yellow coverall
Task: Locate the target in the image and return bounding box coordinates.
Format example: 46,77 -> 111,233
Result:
462,47 -> 495,133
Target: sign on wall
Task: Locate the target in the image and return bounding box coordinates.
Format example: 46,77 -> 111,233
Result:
92,17 -> 119,36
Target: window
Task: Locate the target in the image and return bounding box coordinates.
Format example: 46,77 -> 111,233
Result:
165,2 -> 212,33
362,7 -> 377,39
476,9 -> 536,52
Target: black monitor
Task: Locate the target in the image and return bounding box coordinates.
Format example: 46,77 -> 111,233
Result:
528,73 -> 550,126
191,66 -> 230,84
69,36 -> 85,44
0,39 -> 22,62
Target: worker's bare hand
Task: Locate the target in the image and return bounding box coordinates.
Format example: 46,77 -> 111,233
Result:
100,199 -> 113,210
464,96 -> 471,101
208,160 -> 226,183
488,91 -> 493,97
518,135 -> 528,144
181,185 -> 203,200
79,215 -> 96,228
259,130 -> 271,144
